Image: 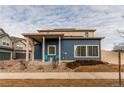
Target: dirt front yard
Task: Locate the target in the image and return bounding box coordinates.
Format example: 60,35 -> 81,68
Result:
0,79 -> 123,87
74,64 -> 124,72
0,60 -> 73,72
0,60 -> 124,72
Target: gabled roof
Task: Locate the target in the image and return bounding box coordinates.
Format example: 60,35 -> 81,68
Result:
0,28 -> 12,40
0,28 -> 5,35
0,28 -> 7,35
11,36 -> 32,47
37,28 -> 96,32
11,36 -> 25,43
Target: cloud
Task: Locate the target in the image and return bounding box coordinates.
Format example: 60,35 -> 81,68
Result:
0,5 -> 124,50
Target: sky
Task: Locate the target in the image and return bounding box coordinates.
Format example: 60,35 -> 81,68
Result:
0,5 -> 124,50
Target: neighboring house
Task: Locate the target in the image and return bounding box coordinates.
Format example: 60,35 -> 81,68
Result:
0,28 -> 13,60
23,28 -> 104,62
11,36 -> 32,59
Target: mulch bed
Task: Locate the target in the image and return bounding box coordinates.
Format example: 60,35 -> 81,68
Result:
66,60 -> 108,69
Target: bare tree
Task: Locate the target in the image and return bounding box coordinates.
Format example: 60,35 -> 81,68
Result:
113,29 -> 124,86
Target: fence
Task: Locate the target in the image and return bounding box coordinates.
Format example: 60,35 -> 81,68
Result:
101,50 -> 124,64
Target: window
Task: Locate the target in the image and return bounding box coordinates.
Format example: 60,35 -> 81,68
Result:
74,45 -> 99,57
16,44 -> 23,49
2,38 -> 10,46
3,42 -> 6,45
93,46 -> 99,56
83,32 -> 88,38
2,42 -> 9,46
6,43 -> 9,46
87,46 -> 98,56
48,45 -> 56,55
75,46 -> 86,57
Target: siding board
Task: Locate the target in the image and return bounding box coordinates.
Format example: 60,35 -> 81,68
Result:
34,39 -> 101,61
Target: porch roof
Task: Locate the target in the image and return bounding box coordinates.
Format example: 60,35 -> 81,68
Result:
22,33 -> 64,43
22,33 -> 104,43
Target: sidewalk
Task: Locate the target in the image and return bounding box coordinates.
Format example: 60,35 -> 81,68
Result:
0,72 -> 124,79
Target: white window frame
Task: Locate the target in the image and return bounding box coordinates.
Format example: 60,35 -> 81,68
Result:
87,45 -> 99,57
48,45 -> 56,55
74,45 -> 87,58
74,45 -> 99,58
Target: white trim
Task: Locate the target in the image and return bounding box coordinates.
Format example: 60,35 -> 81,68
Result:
26,37 -> 29,61
48,45 -> 56,55
31,40 -> 35,63
10,51 -> 13,60
59,36 -> 61,62
74,45 -> 99,58
0,51 -> 12,53
42,36 -> 45,62
15,51 -> 27,53
74,45 -> 86,57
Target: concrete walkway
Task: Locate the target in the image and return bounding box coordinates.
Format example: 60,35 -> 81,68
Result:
0,72 -> 124,79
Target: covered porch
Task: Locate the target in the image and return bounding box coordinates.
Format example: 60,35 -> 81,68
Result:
23,33 -> 64,63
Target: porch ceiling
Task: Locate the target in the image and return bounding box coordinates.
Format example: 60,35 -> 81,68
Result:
22,33 -> 64,43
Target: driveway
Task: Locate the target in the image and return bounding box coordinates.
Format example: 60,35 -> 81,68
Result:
0,72 -> 124,79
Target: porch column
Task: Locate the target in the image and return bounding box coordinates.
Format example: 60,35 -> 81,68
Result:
59,36 -> 61,62
26,37 -> 29,61
42,36 -> 45,62
10,51 -> 13,60
31,39 -> 35,63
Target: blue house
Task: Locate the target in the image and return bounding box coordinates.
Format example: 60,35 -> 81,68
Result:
22,28 -> 104,63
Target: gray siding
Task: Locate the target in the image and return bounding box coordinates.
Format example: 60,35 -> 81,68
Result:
34,39 -> 101,61
61,39 -> 101,61
34,44 -> 42,59
34,39 -> 59,61
0,36 -> 12,48
0,49 -> 12,60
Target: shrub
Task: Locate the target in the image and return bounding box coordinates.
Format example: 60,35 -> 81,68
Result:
0,62 -> 5,69
19,60 -> 29,70
19,65 -> 27,70
36,65 -> 44,70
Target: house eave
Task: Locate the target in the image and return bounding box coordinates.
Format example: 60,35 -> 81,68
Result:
0,46 -> 13,50
37,28 -> 96,32
63,37 -> 105,40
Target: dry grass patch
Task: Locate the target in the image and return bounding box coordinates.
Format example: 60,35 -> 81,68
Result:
74,64 -> 124,72
0,61 -> 73,72
1,60 -> 124,72
0,79 -> 123,87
